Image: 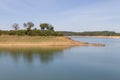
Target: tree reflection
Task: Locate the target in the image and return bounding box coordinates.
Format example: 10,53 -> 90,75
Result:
0,46 -> 73,63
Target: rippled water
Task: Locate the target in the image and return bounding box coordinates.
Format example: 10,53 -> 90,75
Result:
0,37 -> 120,80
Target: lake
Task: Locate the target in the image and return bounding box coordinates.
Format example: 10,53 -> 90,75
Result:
0,37 -> 120,80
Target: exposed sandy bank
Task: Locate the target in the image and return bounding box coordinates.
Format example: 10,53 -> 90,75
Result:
0,35 -> 105,47
74,36 -> 120,39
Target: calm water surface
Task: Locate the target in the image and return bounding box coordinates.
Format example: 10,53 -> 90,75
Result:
0,37 -> 120,80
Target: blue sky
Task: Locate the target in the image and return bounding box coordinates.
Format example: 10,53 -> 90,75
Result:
0,0 -> 120,32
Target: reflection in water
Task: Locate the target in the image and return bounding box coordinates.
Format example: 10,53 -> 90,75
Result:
0,46 -> 72,63
0,38 -> 120,80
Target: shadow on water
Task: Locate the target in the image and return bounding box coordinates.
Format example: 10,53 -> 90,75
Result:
0,46 -> 73,64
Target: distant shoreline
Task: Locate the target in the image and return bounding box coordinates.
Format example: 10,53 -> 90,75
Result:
0,35 -> 105,47
71,36 -> 120,39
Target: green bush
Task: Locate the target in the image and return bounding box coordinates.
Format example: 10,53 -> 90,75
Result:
0,30 -> 63,36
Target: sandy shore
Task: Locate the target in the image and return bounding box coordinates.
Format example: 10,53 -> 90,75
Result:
73,36 -> 120,39
0,35 -> 105,47
0,42 -> 105,47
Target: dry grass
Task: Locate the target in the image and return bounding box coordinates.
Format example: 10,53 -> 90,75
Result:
0,35 -> 71,43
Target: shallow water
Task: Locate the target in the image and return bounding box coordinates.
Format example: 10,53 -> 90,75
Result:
0,37 -> 120,80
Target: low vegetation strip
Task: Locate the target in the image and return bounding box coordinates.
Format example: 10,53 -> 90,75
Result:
0,30 -> 63,36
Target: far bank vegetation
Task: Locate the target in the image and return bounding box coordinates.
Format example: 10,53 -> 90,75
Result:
61,31 -> 120,36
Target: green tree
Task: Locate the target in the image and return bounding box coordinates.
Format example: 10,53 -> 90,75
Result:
12,23 -> 19,31
24,22 -> 34,31
46,25 -> 54,31
40,23 -> 49,30
40,23 -> 54,31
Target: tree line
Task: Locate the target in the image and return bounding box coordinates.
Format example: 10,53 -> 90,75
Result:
60,31 -> 120,36
12,22 -> 54,31
0,22 -> 63,36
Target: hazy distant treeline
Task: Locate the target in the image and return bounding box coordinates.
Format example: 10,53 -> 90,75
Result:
60,31 -> 120,36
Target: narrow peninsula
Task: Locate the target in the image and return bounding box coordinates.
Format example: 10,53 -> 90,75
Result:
0,35 -> 104,47
0,22 -> 105,47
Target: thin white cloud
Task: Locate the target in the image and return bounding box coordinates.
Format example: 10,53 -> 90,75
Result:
0,0 -> 120,32
49,0 -> 120,32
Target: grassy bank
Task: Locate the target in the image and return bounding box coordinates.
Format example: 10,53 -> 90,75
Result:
0,35 -> 67,43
